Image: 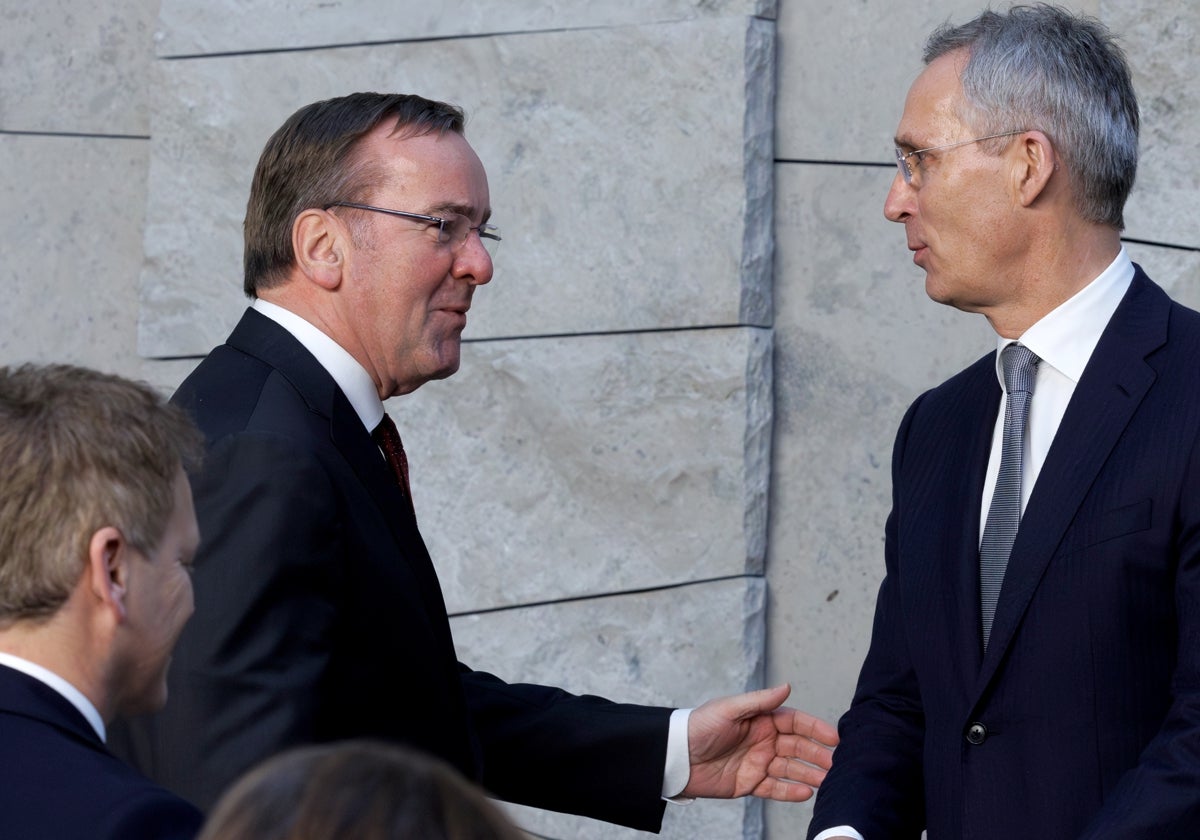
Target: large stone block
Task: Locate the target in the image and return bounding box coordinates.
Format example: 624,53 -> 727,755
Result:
1124,244 -> 1200,311
450,576 -> 767,839
1109,2 -> 1200,248
0,134 -> 149,375
154,0 -> 776,57
138,17 -> 776,357
775,0 -> 1099,163
397,326 -> 772,613
0,0 -> 156,134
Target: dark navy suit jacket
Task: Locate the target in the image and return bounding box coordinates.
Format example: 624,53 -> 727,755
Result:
112,308 -> 671,831
809,268 -> 1200,839
0,664 -> 201,840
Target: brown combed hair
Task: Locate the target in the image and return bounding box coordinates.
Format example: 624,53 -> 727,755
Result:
0,364 -> 203,622
242,92 -> 466,296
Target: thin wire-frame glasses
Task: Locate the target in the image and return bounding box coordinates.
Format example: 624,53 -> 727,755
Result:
894,130 -> 1027,184
324,201 -> 501,248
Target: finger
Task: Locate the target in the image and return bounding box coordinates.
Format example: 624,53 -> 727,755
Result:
774,734 -> 836,769
772,707 -> 839,746
726,683 -> 792,719
751,776 -> 817,802
768,754 -> 831,787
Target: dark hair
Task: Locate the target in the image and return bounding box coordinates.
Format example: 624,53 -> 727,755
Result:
924,3 -> 1138,229
0,364 -> 203,621
197,741 -> 525,840
243,92 -> 465,295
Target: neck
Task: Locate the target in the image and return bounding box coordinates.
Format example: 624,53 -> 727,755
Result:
985,223 -> 1122,338
0,619 -> 111,722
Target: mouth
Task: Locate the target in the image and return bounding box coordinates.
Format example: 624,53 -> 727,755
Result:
438,306 -> 470,328
909,243 -> 928,266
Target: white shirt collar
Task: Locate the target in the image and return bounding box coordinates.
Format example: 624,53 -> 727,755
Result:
252,299 -> 384,431
994,247 -> 1135,387
0,652 -> 106,742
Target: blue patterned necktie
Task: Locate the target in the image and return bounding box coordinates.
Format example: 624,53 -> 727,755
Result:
979,343 -> 1040,650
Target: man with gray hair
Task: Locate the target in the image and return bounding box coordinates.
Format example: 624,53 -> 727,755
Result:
0,363 -> 205,839
809,5 -> 1200,838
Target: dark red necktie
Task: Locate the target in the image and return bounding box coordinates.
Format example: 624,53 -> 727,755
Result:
372,413 -> 416,521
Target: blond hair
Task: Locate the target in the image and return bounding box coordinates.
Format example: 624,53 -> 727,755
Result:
0,364 -> 203,621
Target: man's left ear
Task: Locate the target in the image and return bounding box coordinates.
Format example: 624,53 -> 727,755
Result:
87,526 -> 130,622
293,208 -> 348,291
1014,130 -> 1057,207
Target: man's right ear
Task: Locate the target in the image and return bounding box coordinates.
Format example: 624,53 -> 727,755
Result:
86,526 -> 129,623
292,208 -> 348,291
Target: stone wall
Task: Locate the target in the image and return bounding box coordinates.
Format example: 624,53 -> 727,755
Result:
2,1 -> 1197,838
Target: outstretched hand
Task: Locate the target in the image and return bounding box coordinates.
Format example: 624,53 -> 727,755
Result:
681,683 -> 838,801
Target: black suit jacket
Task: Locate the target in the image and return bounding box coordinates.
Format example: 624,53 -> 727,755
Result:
114,308 -> 671,830
0,665 -> 201,840
809,268 -> 1200,839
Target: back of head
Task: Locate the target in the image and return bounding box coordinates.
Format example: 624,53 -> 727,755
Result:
924,3 -> 1138,229
198,741 -> 525,840
242,92 -> 466,297
0,364 -> 203,623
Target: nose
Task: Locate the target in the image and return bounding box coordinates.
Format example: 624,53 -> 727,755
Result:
884,170 -> 914,223
452,231 -> 494,286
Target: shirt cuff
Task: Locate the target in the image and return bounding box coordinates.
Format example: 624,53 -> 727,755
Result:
662,707 -> 693,800
812,827 -> 865,840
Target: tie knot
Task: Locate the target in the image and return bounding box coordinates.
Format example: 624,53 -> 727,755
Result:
1001,343 -> 1040,396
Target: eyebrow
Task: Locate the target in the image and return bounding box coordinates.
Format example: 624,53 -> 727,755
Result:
427,201 -> 492,224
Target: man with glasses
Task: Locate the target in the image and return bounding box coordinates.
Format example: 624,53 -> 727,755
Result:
112,92 -> 838,831
809,6 -> 1200,839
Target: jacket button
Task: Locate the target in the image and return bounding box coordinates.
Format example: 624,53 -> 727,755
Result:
965,722 -> 988,745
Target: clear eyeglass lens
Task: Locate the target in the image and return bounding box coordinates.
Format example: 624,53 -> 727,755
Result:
438,214 -> 500,252
439,215 -> 466,245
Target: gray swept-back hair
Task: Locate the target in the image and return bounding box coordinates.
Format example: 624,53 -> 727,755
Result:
925,4 -> 1138,229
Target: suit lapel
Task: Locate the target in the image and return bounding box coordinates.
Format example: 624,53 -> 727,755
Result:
977,269 -> 1168,687
0,665 -> 105,749
907,357 -> 1000,682
225,310 -> 451,616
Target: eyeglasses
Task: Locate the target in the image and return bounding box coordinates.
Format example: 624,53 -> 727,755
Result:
324,201 -> 501,250
894,130 -> 1027,184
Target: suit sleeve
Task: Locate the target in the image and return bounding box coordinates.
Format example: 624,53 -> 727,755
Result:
808,397 -> 928,840
102,786 -> 204,840
147,429 -> 345,810
462,667 -> 672,832
1079,423 -> 1200,838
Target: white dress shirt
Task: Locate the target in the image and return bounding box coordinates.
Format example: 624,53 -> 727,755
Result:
816,249 -> 1134,840
0,652 -> 106,742
251,299 -> 693,798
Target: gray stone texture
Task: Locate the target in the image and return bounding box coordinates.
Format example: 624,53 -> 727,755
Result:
450,577 -> 767,839
0,134 -> 150,375
154,0 -> 777,56
397,327 -> 772,613
137,16 -> 776,358
0,0 -> 156,135
0,0 -> 158,381
1111,3 -> 1200,248
775,0 -> 1100,164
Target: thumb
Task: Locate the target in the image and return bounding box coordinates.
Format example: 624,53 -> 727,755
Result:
721,683 -> 792,720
